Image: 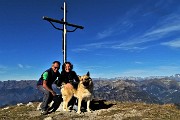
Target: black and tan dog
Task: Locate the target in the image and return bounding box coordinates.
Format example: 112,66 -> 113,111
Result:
61,72 -> 93,114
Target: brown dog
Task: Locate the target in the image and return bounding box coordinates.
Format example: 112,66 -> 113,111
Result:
61,72 -> 93,114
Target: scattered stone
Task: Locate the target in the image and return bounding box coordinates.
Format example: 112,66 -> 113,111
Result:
2,106 -> 10,110
17,103 -> 23,106
36,102 -> 42,111
44,117 -> 53,120
26,102 -> 34,107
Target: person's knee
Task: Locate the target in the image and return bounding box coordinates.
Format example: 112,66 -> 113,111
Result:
44,91 -> 52,99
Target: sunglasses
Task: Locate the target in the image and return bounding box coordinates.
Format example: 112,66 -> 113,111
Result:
54,66 -> 60,70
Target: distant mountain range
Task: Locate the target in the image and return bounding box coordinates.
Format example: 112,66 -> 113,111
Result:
0,78 -> 180,107
0,80 -> 41,107
93,78 -> 180,104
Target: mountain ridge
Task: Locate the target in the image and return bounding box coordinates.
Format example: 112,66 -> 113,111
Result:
0,78 -> 180,107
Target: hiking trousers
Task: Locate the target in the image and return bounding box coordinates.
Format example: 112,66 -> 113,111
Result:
37,85 -> 53,111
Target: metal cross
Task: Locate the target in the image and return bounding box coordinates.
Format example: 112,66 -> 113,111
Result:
43,1 -> 84,63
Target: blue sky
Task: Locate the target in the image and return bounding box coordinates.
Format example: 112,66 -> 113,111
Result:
0,0 -> 180,80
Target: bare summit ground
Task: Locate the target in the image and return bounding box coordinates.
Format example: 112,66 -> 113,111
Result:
0,101 -> 180,120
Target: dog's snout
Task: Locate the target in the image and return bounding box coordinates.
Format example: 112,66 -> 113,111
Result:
83,81 -> 90,86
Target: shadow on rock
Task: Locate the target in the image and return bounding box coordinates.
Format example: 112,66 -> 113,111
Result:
48,95 -> 63,113
174,103 -> 180,110
80,99 -> 115,111
90,99 -> 115,110
47,96 -> 115,113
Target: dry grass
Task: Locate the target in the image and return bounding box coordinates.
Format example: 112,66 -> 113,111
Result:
99,102 -> 180,120
0,102 -> 46,120
0,102 -> 180,120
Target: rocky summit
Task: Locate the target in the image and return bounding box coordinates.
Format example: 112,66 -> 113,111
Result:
0,101 -> 180,120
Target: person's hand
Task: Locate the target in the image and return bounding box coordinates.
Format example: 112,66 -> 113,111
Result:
51,91 -> 56,96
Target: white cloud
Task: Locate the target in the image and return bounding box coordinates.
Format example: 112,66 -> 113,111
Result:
72,41 -> 117,52
94,53 -> 115,57
72,48 -> 89,52
97,28 -> 114,39
143,16 -> 180,39
95,9 -> 135,41
25,65 -> 32,69
73,7 -> 180,52
81,14 -> 180,51
145,25 -> 180,37
18,64 -> 24,69
112,13 -> 180,51
161,39 -> 180,48
85,41 -> 116,48
18,64 -> 32,69
134,61 -> 143,64
111,44 -> 148,51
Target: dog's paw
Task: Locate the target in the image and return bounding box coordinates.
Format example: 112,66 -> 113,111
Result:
87,109 -> 92,113
63,108 -> 71,112
63,108 -> 67,111
77,111 -> 81,114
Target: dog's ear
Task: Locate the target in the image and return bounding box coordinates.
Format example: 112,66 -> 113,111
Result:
87,71 -> 90,77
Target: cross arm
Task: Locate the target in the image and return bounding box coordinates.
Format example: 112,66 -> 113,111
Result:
43,16 -> 84,29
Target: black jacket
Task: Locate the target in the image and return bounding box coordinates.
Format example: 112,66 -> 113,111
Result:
57,71 -> 79,86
